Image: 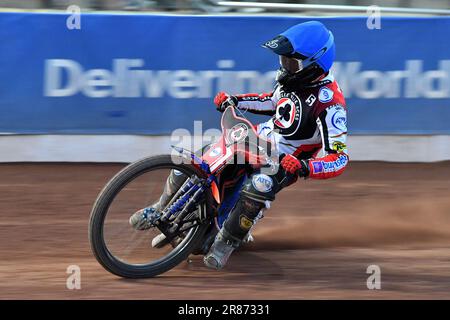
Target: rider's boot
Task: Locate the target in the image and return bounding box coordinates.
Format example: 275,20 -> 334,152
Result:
203,227 -> 240,270
129,169 -> 187,231
204,196 -> 267,270
204,171 -> 277,270
193,208 -> 261,256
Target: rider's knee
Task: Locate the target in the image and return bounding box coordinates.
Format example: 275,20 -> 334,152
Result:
168,169 -> 187,191
241,173 -> 277,203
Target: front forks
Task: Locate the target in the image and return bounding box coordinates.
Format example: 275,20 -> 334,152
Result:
146,174 -> 213,242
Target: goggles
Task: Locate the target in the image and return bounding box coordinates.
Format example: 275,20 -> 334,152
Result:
279,56 -> 303,74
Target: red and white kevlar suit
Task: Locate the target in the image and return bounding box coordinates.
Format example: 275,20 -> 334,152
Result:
235,72 -> 348,179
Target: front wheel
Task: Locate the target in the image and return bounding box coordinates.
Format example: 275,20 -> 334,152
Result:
88,155 -> 214,278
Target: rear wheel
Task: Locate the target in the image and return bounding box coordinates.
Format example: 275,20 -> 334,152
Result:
88,155 -> 214,278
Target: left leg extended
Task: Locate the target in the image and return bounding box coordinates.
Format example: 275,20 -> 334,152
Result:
204,168 -> 296,269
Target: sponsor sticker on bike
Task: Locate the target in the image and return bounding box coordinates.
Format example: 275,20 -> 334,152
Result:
228,123 -> 249,143
209,147 -> 222,157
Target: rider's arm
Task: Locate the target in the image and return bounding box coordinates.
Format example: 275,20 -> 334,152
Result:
307,104 -> 349,179
233,87 -> 281,116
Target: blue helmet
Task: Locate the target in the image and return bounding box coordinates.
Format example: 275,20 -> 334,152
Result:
262,21 -> 335,88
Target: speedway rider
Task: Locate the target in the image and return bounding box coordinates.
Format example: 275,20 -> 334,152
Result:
130,21 -> 349,270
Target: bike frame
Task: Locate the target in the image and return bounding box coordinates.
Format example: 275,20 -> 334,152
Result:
171,106 -> 274,229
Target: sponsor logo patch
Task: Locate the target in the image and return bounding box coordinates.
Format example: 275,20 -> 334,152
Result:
318,87 -> 334,103
239,215 -> 253,230
323,154 -> 348,172
312,154 -> 348,174
273,92 -> 302,137
312,161 -> 324,174
251,174 -> 273,193
331,108 -> 347,131
332,141 -> 347,153
274,97 -> 296,129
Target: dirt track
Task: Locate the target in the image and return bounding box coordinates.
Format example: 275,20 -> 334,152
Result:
1,162 -> 450,299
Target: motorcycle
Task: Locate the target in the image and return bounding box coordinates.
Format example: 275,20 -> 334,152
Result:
89,106 -> 277,278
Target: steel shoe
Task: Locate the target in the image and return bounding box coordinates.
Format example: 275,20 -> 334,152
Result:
203,229 -> 239,270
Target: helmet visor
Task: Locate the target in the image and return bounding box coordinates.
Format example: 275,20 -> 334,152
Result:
279,56 -> 303,74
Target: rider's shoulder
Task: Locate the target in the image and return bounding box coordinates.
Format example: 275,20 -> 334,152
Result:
310,73 -> 346,118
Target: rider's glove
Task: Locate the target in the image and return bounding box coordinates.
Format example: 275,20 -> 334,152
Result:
214,92 -> 238,112
281,154 -> 310,178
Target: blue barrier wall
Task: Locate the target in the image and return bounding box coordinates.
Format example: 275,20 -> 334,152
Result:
0,12 -> 449,134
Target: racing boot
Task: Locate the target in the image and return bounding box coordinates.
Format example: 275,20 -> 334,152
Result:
203,228 -> 240,270
194,211 -> 259,257
204,195 -> 267,270
129,169 -> 187,231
